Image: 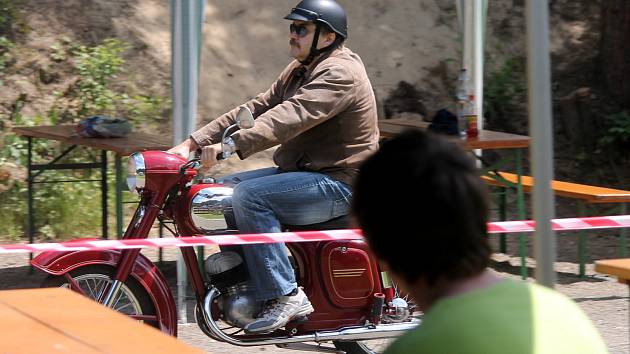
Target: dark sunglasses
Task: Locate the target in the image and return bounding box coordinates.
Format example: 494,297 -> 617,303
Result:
289,23 -> 310,38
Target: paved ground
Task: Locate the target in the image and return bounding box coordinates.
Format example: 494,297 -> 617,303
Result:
0,249 -> 627,353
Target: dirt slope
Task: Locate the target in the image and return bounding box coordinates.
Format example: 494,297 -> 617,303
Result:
2,0 -> 605,178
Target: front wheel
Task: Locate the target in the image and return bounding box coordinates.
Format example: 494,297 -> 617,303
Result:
41,265 -> 158,328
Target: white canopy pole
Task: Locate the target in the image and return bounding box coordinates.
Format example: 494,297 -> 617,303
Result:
458,0 -> 485,124
171,0 -> 205,322
458,0 -> 486,159
473,0 -> 487,132
461,0 -> 474,73
172,0 -> 203,144
526,0 -> 556,287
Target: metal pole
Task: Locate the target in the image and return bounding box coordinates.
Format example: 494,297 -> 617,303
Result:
473,0 -> 486,132
172,0 -> 204,324
462,0 -> 474,72
115,155 -> 123,238
101,150 -> 108,239
526,0 -> 556,287
27,137 -> 34,264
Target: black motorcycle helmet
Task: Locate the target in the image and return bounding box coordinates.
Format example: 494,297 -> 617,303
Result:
284,0 -> 348,65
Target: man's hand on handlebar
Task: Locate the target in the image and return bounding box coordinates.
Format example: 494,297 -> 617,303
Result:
167,138 -> 199,160
200,143 -> 222,170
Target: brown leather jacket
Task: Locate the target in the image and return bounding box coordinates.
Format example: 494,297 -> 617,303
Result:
190,46 -> 379,185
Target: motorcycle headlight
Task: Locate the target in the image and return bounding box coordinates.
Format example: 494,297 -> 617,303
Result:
127,152 -> 146,194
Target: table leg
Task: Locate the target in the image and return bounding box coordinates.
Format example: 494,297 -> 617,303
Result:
115,155 -> 123,238
578,202 -> 588,278
101,150 -> 108,239
621,203 -> 628,258
515,149 -> 527,279
27,137 -> 34,264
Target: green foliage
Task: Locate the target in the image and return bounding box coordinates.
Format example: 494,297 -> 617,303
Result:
49,37 -> 72,62
0,0 -> 17,34
0,169 -> 104,241
0,0 -> 27,37
599,111 -> 630,151
483,57 -> 526,132
0,111 -> 104,240
0,37 -> 169,240
53,38 -> 169,125
72,38 -> 128,115
0,36 -> 14,73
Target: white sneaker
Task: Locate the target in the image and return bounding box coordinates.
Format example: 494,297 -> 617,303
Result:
244,288 -> 314,333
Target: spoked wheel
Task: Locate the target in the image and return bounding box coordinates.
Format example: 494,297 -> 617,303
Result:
333,286 -> 421,354
41,265 -> 158,328
334,338 -> 397,354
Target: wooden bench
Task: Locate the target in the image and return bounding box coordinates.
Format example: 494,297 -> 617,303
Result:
482,171 -> 630,277
0,288 -> 202,353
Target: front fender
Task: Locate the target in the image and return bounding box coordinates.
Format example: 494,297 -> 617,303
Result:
32,247 -> 178,336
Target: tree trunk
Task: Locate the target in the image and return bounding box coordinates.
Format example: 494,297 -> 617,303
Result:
601,1 -> 630,107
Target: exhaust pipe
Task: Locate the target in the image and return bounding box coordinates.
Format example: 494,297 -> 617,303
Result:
202,287 -> 420,347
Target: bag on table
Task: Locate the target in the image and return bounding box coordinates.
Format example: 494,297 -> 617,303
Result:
428,109 -> 459,136
75,115 -> 132,138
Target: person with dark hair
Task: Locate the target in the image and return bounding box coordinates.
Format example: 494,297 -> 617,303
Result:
169,0 -> 379,333
352,129 -> 608,354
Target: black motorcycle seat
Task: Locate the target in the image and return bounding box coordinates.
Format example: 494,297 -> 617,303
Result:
284,214 -> 349,231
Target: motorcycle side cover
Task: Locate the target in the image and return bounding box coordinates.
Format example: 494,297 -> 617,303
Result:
319,240 -> 381,308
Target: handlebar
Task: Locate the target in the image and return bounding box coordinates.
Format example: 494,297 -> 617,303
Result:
179,149 -> 226,175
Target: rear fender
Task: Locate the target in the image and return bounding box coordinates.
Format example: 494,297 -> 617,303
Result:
32,247 -> 178,336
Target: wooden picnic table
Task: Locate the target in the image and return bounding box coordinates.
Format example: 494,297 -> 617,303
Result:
378,117 -> 530,150
12,125 -> 169,156
595,258 -> 630,345
13,125 -> 172,240
595,259 -> 630,284
0,287 -> 201,354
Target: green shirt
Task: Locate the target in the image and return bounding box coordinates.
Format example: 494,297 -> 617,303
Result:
384,280 -> 608,354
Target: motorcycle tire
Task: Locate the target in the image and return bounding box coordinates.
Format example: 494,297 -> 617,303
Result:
333,339 -> 397,354
334,287 -> 420,354
41,264 -> 158,329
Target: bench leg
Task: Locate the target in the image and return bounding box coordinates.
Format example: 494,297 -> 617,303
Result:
499,186 -> 508,254
578,202 -> 588,278
621,203 -> 628,257
515,149 -> 528,280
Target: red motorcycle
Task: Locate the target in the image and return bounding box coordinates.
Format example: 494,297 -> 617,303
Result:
32,108 -> 419,353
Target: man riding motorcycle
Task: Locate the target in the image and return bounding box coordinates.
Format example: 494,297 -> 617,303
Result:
168,0 -> 379,333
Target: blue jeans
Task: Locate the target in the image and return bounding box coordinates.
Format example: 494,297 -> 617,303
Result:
219,167 -> 352,301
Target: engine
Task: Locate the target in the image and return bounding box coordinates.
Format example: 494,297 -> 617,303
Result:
204,251 -> 262,328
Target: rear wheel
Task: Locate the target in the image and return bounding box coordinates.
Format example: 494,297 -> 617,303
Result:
333,337 -> 398,354
41,265 -> 158,328
333,287 -> 420,354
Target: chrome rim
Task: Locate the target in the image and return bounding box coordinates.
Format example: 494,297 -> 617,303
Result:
355,285 -> 421,354
60,274 -> 144,316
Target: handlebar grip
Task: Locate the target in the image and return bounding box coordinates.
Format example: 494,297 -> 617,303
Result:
196,148 -> 226,164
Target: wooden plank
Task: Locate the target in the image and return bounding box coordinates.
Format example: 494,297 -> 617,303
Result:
595,258 -> 630,282
482,172 -> 630,203
378,118 -> 530,150
0,288 -> 202,354
0,299 -> 100,353
13,125 -> 172,156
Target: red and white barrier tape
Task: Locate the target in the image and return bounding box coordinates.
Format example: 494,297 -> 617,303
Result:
1,215 -> 629,254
